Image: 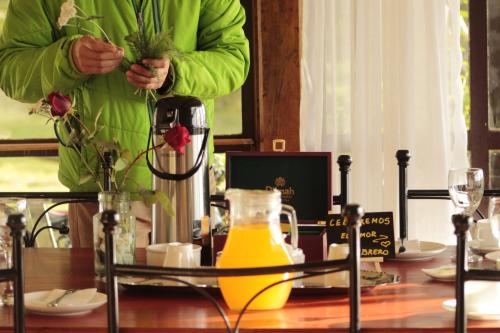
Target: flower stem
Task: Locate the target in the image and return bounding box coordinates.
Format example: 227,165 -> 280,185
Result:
70,114 -> 106,165
73,4 -> 90,18
74,4 -> 111,43
119,143 -> 163,189
72,14 -> 111,43
62,125 -> 104,192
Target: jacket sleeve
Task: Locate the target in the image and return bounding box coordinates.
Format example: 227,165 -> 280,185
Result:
170,0 -> 250,99
0,0 -> 88,103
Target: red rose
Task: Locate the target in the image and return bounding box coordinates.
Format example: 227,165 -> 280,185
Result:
163,124 -> 191,154
47,92 -> 72,117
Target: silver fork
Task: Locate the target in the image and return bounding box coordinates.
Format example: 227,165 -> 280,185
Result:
47,289 -> 76,307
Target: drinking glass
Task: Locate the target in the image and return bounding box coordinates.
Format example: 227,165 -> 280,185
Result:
448,168 -> 484,216
448,168 -> 484,262
489,197 -> 500,242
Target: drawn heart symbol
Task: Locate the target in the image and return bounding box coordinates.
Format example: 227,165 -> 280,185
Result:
380,241 -> 391,248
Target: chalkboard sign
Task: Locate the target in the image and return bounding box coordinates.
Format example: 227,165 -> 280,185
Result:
326,212 -> 396,258
226,152 -> 331,223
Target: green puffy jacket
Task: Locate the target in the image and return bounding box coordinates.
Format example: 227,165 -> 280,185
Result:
0,0 -> 250,194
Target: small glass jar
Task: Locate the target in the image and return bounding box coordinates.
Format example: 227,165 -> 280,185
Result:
93,192 -> 136,278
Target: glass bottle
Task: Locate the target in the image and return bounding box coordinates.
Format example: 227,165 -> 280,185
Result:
217,189 -> 296,310
93,192 -> 136,278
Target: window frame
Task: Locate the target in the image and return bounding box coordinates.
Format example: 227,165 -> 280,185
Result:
214,0 -> 258,152
0,0 -> 302,156
469,0 -> 500,188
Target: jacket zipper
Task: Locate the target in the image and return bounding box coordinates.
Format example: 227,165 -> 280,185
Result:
130,0 -> 161,34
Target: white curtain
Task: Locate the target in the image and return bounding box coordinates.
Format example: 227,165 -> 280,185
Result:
301,0 -> 469,244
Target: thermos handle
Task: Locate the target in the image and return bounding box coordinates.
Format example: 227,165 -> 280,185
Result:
282,204 -> 298,249
146,127 -> 210,181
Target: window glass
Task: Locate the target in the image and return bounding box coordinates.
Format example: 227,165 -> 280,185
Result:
487,0 -> 500,131
0,91 -> 54,139
214,89 -> 243,135
0,157 -> 64,191
0,0 -> 248,192
0,1 -> 53,139
490,150 -> 500,188
213,153 -> 226,193
0,1 -> 60,192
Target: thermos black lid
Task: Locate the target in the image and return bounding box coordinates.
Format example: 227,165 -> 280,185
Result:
155,96 -> 207,132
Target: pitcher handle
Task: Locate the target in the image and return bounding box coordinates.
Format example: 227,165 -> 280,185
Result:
281,204 -> 298,249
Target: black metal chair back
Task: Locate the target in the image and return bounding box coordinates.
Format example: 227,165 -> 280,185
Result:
395,149 -> 500,248
452,214 -> 500,333
0,214 -> 26,333
100,204 -> 365,333
395,149 -> 500,333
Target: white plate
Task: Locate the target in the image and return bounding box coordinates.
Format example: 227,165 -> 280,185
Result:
421,264 -> 455,282
25,290 -> 107,316
392,241 -> 447,261
442,299 -> 500,320
485,250 -> 500,262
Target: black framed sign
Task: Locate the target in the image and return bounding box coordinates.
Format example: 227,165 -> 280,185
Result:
326,212 -> 396,258
226,152 -> 331,223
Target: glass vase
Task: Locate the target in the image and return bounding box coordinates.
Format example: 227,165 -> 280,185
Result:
93,192 -> 136,278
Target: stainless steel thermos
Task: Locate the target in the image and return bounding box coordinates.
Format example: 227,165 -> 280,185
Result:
147,96 -> 210,244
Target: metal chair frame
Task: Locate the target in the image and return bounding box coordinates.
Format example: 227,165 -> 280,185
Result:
0,152 -> 352,332
100,204 -> 365,333
0,214 -> 26,333
395,149 -> 500,333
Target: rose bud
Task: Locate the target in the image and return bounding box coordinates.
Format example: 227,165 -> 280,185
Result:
48,92 -> 72,117
163,124 -> 191,154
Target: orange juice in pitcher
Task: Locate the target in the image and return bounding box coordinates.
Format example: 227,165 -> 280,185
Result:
217,189 -> 298,310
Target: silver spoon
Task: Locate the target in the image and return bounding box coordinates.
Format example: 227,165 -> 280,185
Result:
47,289 -> 76,307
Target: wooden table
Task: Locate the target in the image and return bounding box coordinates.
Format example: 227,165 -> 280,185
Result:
0,248 -> 499,332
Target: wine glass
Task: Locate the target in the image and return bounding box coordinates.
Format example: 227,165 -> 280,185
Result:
448,168 -> 484,216
448,168 -> 484,262
488,197 -> 500,246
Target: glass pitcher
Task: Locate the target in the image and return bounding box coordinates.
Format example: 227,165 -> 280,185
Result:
217,188 -> 298,310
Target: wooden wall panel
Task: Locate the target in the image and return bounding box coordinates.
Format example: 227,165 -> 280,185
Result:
256,0 -> 301,152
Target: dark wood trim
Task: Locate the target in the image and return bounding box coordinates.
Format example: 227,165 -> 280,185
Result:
241,0 -> 257,141
0,139 -> 58,157
469,0 -> 500,194
214,138 -> 255,153
255,0 -> 301,152
214,0 -> 301,153
0,139 -> 57,144
213,0 -> 259,151
469,0 -> 488,176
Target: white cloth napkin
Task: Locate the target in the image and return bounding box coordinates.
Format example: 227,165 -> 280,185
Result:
33,288 -> 97,307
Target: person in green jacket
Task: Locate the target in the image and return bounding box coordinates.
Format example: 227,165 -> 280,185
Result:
0,0 -> 250,247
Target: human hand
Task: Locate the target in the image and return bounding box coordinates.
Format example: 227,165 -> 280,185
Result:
71,36 -> 124,75
126,58 -> 170,90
